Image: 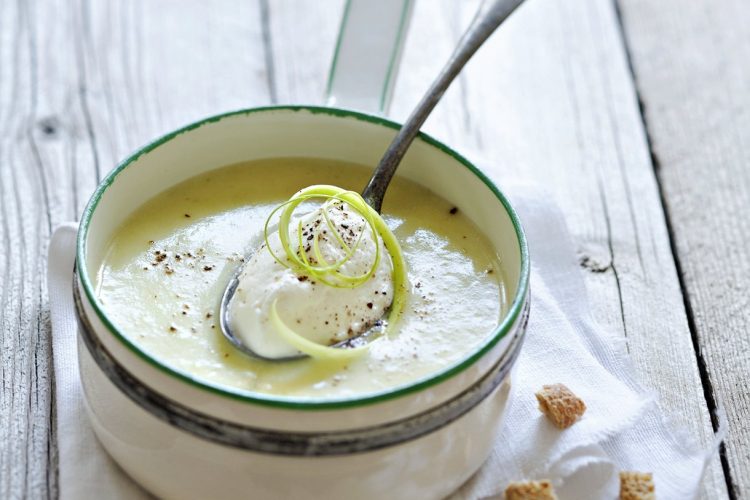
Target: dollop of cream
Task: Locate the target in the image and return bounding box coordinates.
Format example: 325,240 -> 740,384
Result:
228,204 -> 393,358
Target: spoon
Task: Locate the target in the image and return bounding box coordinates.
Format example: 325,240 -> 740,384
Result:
220,0 -> 525,361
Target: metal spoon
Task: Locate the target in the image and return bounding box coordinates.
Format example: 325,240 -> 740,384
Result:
220,0 -> 525,361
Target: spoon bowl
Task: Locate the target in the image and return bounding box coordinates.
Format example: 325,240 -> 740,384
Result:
219,269 -> 302,362
219,257 -> 382,362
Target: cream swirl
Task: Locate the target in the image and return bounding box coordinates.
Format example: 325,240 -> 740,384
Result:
229,204 -> 393,359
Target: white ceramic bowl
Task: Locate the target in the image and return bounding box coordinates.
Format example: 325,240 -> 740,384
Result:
74,106 -> 530,500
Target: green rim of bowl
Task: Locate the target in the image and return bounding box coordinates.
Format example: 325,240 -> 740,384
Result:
76,105 -> 530,411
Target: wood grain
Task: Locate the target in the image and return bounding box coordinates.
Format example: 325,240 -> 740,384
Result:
0,0 -> 270,496
618,0 -> 750,495
0,0 -> 732,497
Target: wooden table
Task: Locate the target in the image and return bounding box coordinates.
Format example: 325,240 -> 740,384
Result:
1,0 -> 746,498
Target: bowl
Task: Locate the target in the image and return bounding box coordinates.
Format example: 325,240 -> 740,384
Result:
74,106 -> 530,500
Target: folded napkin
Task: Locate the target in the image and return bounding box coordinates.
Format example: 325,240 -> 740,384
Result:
48,187 -> 718,500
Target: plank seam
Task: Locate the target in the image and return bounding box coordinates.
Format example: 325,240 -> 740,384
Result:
594,164 -> 630,351
611,1 -> 736,497
74,0 -> 101,184
259,0 -> 278,104
23,0 -> 53,236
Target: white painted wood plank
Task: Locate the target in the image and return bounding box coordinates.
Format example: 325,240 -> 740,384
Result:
0,1 -> 65,496
618,0 -> 750,495
387,0 -> 727,497
0,0 -> 270,496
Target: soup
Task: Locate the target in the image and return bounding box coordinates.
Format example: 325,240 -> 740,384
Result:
96,158 -> 506,399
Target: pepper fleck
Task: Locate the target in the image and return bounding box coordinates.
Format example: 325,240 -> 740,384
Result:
184,213 -> 191,218
449,207 -> 458,215
366,302 -> 373,309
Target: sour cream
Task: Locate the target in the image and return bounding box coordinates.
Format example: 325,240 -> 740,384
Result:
228,204 -> 393,358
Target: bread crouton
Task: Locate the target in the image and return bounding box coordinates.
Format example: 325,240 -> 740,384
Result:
535,383 -> 586,429
504,480 -> 558,499
619,471 -> 655,499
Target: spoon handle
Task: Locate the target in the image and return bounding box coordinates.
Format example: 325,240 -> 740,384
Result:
361,0 -> 525,212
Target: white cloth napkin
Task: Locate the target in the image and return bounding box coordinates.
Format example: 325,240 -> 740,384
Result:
48,188 -> 718,500
449,186 -> 721,499
48,223 -> 152,500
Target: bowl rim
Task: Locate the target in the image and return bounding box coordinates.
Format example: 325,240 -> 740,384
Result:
76,105 -> 530,411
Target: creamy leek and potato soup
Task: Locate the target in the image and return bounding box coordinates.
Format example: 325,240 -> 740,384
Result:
96,158 -> 506,399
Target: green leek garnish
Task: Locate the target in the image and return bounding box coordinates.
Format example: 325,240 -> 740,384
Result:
263,185 -> 407,360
